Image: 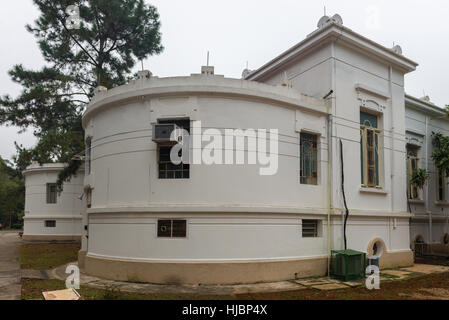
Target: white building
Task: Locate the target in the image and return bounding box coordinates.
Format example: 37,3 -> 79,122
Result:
22,163 -> 84,242
78,15 -> 418,285
405,95 -> 449,254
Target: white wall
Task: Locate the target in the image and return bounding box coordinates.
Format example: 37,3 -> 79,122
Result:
23,164 -> 84,237
406,99 -> 449,245
253,37 -> 411,255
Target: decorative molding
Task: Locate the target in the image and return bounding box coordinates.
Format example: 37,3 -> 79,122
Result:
405,131 -> 424,147
355,84 -> 390,100
295,110 -> 326,136
356,84 -> 388,114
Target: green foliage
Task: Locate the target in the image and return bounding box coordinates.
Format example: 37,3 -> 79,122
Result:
0,158 -> 24,228
410,168 -> 429,189
431,132 -> 449,177
0,0 -> 163,190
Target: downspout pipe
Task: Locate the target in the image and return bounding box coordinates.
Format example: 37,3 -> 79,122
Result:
327,111 -> 333,276
425,116 -> 432,246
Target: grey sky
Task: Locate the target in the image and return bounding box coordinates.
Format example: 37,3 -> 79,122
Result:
1,0 -> 448,161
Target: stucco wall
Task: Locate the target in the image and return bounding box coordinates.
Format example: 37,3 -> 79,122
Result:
405,99 -> 449,247
23,164 -> 84,240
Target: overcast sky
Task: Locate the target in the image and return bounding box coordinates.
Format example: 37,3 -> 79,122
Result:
1,0 -> 448,161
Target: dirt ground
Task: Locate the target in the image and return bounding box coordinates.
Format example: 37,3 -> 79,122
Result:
22,271 -> 449,300
237,272 -> 449,300
415,254 -> 449,267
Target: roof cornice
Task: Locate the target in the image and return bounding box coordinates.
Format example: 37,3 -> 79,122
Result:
83,75 -> 330,128
22,163 -> 85,176
246,22 -> 418,81
405,94 -> 448,118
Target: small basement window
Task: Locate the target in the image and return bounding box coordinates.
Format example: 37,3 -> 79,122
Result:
157,219 -> 187,238
46,183 -> 57,204
302,219 -> 319,238
45,220 -> 56,228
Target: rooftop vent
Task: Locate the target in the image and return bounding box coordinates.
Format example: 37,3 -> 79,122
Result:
241,68 -> 252,79
391,45 -> 403,55
137,70 -> 152,79
317,14 -> 343,29
94,86 -> 107,95
420,95 -> 431,103
201,66 -> 215,75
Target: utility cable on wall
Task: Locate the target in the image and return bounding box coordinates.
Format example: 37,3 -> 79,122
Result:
340,139 -> 350,250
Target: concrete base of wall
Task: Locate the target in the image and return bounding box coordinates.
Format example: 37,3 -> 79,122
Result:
84,250 -> 414,285
84,255 -> 329,285
429,244 -> 449,255
22,234 -> 81,242
78,250 -> 87,269
380,250 -> 414,269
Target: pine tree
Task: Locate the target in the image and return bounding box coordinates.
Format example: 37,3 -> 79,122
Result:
0,0 -> 163,189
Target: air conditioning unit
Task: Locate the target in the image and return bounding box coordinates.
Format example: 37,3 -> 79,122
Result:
152,124 -> 180,144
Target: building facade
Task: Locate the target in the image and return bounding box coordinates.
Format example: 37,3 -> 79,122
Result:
77,15 -> 420,285
22,163 -> 84,242
405,95 -> 449,255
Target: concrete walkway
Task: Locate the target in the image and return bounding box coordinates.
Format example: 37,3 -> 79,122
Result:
38,261 -> 449,295
0,232 -> 22,300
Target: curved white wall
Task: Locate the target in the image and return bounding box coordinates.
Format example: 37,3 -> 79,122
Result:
82,73 -> 412,266
83,75 -> 333,262
23,163 -> 84,240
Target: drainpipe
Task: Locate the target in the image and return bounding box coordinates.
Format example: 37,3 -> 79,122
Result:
388,66 -> 394,252
326,41 -> 337,277
327,112 -> 333,277
425,116 -> 432,246
388,66 -> 394,214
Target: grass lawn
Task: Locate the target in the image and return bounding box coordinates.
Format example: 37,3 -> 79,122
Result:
22,272 -> 449,300
19,243 -> 80,270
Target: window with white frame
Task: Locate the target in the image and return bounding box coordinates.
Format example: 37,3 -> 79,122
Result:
302,219 -> 319,238
436,167 -> 446,202
360,112 -> 381,188
407,145 -> 420,200
300,133 -> 318,185
46,183 -> 57,204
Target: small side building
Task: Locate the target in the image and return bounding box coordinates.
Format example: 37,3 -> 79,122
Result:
22,163 -> 85,242
405,95 -> 449,255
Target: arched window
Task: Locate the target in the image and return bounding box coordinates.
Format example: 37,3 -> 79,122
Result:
360,112 -> 381,187
407,145 -> 420,200
300,133 -> 318,185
